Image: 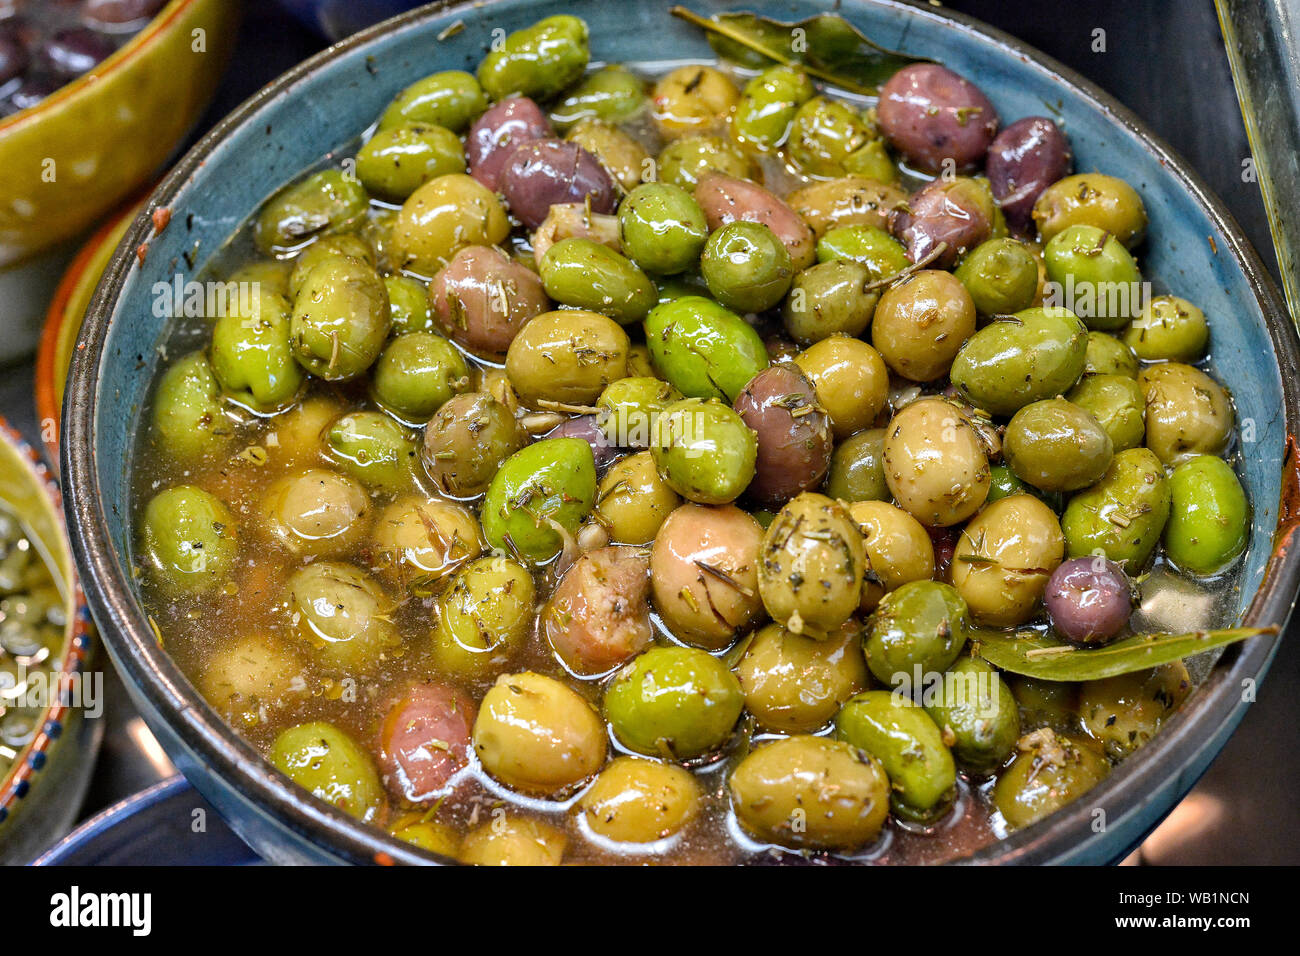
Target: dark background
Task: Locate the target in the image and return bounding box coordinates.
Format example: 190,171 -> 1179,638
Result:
1,0 -> 1294,863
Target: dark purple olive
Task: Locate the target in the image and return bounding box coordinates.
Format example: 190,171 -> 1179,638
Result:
733,363 -> 832,508
890,177 -> 992,269
0,30 -> 28,85
3,73 -> 59,113
84,0 -> 167,26
466,96 -> 552,191
44,27 -> 115,78
500,138 -> 617,230
985,117 -> 1073,234
876,63 -> 999,173
1044,557 -> 1134,647
545,414 -> 623,470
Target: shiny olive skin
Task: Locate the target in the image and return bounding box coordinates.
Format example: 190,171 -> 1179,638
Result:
872,270 -> 976,382
787,96 -> 875,178
863,580 -> 970,689
270,722 -> 383,822
1004,398 -> 1114,494
388,815 -> 461,858
253,169 -> 369,255
794,335 -> 889,439
287,234 -> 376,300
618,183 -> 710,275
430,245 -> 549,360
465,96 -> 553,190
355,122 -> 466,202
883,398 -> 991,527
379,683 -> 476,801
953,238 -> 1039,315
198,633 -> 305,725
476,14 -> 590,102
430,556 -> 535,681
501,138 -> 617,230
787,177 -> 907,240
289,254 -> 391,381
1124,295 -> 1209,363
986,463 -> 1031,503
1009,676 -> 1081,733
1033,173 -> 1147,248
260,468 -> 369,557
324,411 -> 419,493
836,691 -> 957,823
482,438 -> 597,564
949,306 -> 1088,417
596,451 -> 682,545
1138,363 -> 1235,465
737,620 -> 868,733
579,758 -> 700,847
473,671 -> 606,795
1061,447 -> 1171,570
1043,224 -> 1143,330
551,66 -> 647,129
985,117 -> 1074,234
1084,330 -> 1139,378
889,177 -> 994,270
378,70 -> 488,133
596,377 -> 682,448
369,496 -> 483,585
815,225 -> 910,278
650,503 -> 764,649
695,172 -> 816,271
566,118 -> 650,192
827,429 -> 889,503
951,494 -> 1064,627
924,656 -> 1020,776
370,332 -> 470,423
849,500 -> 935,611
286,561 -> 401,672
656,135 -> 757,192
544,546 -> 652,677
758,493 -> 865,638
533,202 -> 622,262
993,728 -> 1109,830
141,485 -> 238,596
386,274 -> 434,335
701,221 -> 794,314
543,415 -> 622,471
644,295 -> 769,401
540,238 -> 657,324
1066,373 -> 1146,452
877,63 -> 999,172
421,392 -> 525,499
393,174 -> 510,276
652,64 -> 740,139
1044,556 -> 1134,646
1078,662 -> 1191,759
652,398 -> 757,505
731,64 -> 815,150
1164,455 -> 1249,575
210,287 -> 304,413
149,351 -> 233,463
605,646 -> 744,760
506,309 -> 629,408
460,815 -> 567,866
728,735 -> 890,851
782,260 -> 878,347
733,364 -> 833,507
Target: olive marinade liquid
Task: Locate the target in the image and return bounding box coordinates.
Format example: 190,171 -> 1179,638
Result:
129,49 -> 1248,865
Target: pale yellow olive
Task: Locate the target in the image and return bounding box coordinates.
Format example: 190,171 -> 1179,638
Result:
504,310 -> 630,408
393,174 -> 509,276
847,500 -> 936,611
872,271 -> 977,382
652,65 -> 740,139
369,496 -> 484,586
198,633 -> 306,726
951,494 -> 1064,627
883,398 -> 991,527
1138,362 -> 1235,465
264,396 -> 342,466
735,620 -> 869,733
1077,662 -> 1191,759
260,468 -> 370,557
787,176 -> 908,239
286,562 -> 402,673
793,335 -> 889,438
459,815 -> 568,866
579,757 -> 701,845
595,451 -> 682,545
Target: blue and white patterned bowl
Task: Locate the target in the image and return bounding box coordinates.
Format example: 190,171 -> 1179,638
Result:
62,0 -> 1300,865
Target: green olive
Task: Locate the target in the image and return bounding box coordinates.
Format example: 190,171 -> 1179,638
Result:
149,351 -> 234,463
387,815 -> 461,858
290,254 -> 391,381
1066,373 -> 1146,452
369,496 -> 483,585
736,620 -> 868,733
1061,447 -> 1171,570
539,239 -> 657,324
826,428 -> 889,502
782,260 -> 878,347
986,463 -> 1031,503
579,757 -> 700,846
551,66 -> 647,129
370,332 -> 471,423
953,238 -> 1039,316
700,221 -> 794,314
505,309 -> 629,407
481,438 -> 597,564
378,70 -> 487,132
226,258 -> 292,298
731,65 -> 814,150
951,494 -> 1064,627
1008,675 -> 1080,734
794,336 -> 889,439
286,561 -> 401,672
385,274 -> 434,335
651,397 -> 757,505
993,728 -> 1109,829
198,633 -> 305,726
355,122 -> 466,202
254,169 -> 369,255
757,492 -> 865,637
1164,455 -> 1249,575
815,225 -> 910,278
1139,362 -> 1235,465
269,722 -> 383,822
872,270 -> 976,382
1033,173 -> 1147,248
287,234 -> 375,300
1083,330 -> 1139,378
595,451 -> 682,545
421,392 -> 525,498
618,182 -> 710,275
1123,294 -> 1209,362
924,656 -> 1020,776
430,556 -> 536,682
657,134 -> 756,192
605,646 -> 744,760
1077,662 -> 1191,759
140,485 -> 238,596
476,15 -> 590,101
595,376 -> 682,448
863,580 -> 970,689
643,295 -> 769,401
459,815 -> 567,866
392,174 -> 509,276
787,96 -> 874,178
1004,398 -> 1114,493
787,176 -> 907,239
949,306 -> 1088,417
323,411 -> 420,493
1043,224 -> 1143,330
848,500 -> 936,612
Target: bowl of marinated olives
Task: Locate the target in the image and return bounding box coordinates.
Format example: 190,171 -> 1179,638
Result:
63,0 -> 1300,866
0,419 -> 99,863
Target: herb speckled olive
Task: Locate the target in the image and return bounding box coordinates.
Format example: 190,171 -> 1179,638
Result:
482,438 -> 597,565
385,274 -> 433,335
260,468 -> 368,557
596,377 -> 682,448
618,182 -> 709,275
566,118 -> 650,192
579,757 -> 700,845
505,309 -> 629,408
141,485 -> 238,596
848,501 -> 935,612
210,287 -> 304,413
290,255 -> 391,381
459,815 -> 567,866
652,397 -> 757,505
953,237 -> 1039,315
369,496 -> 483,585
949,306 -> 1088,417
1124,294 -> 1208,362
286,561 -> 401,672
731,65 -> 815,150
951,494 -> 1064,627
324,411 -> 420,493
787,176 -> 907,239
815,225 -> 910,279
863,580 -> 969,688
924,656 -> 1020,776
371,332 -> 471,423
872,270 -> 976,382
1077,663 -> 1190,760
736,620 -> 868,733
1164,455 -> 1249,575
1004,398 -> 1113,493
827,428 -> 889,503
794,336 -> 889,439
430,556 -> 536,681
883,398 -> 991,527
1066,373 -> 1146,452
149,351 -> 233,463
1139,362 -> 1234,466
1061,447 -> 1171,570
1043,224 -> 1142,330
643,296 -> 768,401
782,260 -> 878,346
540,239 -> 657,325
551,66 -> 647,129
657,135 -> 757,192
355,123 -> 466,202
652,65 -> 740,139
421,392 -> 525,499
254,170 -> 369,255
787,96 -> 875,178
701,221 -> 794,314
378,70 -> 488,132
270,722 -> 383,822
1033,173 -> 1147,248
595,451 -> 681,545
1083,330 -> 1139,378
393,174 -> 509,276
993,728 -> 1109,830
476,15 -> 590,102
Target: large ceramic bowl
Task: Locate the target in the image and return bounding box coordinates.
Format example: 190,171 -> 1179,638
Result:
63,0 -> 1300,865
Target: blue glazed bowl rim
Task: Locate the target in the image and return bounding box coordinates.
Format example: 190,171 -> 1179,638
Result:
63,0 -> 1300,865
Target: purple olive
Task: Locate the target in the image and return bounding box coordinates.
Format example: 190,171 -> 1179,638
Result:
83,0 -> 167,26
466,96 -> 552,191
430,245 -> 550,359
733,363 -> 832,508
986,117 -> 1073,234
500,138 -> 616,230
0,30 -> 29,86
3,74 -> 59,114
43,27 -> 115,78
545,414 -> 623,470
1044,557 -> 1134,647
890,177 -> 992,269
876,64 -> 1000,173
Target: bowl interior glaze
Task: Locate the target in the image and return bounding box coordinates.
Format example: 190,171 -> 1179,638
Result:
65,0 -> 1300,865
